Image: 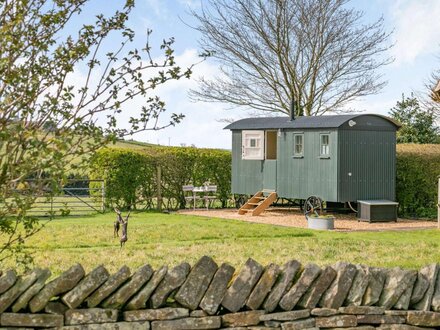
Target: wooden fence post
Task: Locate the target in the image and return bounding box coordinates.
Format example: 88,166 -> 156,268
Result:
101,180 -> 105,213
156,165 -> 162,211
50,193 -> 53,217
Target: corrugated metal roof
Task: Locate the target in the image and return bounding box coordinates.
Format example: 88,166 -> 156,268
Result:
224,114 -> 400,130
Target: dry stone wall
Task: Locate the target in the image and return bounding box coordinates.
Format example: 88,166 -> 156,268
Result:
0,256 -> 439,329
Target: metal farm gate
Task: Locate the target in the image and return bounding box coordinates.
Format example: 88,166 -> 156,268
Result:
27,179 -> 105,217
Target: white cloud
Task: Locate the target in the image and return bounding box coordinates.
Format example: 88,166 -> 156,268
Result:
344,97 -> 396,117
126,48 -> 240,149
144,0 -> 169,18
177,0 -> 201,9
390,0 -> 440,65
61,45 -> 238,149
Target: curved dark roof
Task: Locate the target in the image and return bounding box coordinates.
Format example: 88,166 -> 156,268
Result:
224,114 -> 400,130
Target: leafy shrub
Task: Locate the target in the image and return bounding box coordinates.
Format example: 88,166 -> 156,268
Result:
90,146 -> 231,210
90,148 -> 156,209
396,144 -> 440,218
155,146 -> 199,209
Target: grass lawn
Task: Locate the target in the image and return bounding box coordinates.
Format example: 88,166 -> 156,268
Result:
2,212 -> 439,276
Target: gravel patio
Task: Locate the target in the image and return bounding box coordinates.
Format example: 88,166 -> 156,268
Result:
179,208 -> 437,232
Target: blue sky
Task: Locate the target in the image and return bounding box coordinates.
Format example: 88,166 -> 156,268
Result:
80,0 -> 440,149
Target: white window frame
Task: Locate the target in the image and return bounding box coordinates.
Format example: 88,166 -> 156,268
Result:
320,133 -> 330,157
242,130 -> 264,160
293,133 -> 304,158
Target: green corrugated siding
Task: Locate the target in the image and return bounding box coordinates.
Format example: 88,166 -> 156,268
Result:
231,131 -> 263,194
277,130 -> 338,201
337,130 -> 396,202
231,126 -> 396,202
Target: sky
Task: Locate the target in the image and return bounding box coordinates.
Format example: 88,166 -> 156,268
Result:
79,0 -> 440,149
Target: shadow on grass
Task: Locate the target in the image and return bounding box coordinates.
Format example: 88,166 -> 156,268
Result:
135,231 -> 315,244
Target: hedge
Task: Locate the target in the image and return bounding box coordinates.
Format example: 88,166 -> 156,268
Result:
90,143 -> 439,218
89,146 -> 231,210
396,144 -> 440,218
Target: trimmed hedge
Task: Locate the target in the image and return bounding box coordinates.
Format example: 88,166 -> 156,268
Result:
396,144 -> 440,218
90,143 -> 439,218
89,148 -> 155,209
89,146 -> 231,210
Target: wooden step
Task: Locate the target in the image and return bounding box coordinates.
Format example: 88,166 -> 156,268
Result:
237,209 -> 255,214
252,192 -> 277,216
238,191 -> 277,216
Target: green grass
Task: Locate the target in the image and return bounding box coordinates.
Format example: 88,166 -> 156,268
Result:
113,139 -> 156,150
2,212 -> 439,276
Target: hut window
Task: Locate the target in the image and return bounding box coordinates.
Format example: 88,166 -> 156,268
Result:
293,134 -> 304,157
242,130 -> 264,160
320,134 -> 330,156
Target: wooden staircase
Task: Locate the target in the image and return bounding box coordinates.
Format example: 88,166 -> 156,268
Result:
238,190 -> 278,216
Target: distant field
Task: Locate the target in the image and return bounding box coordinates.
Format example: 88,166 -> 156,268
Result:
112,139 -> 156,150
65,139 -> 156,172
2,212 -> 439,277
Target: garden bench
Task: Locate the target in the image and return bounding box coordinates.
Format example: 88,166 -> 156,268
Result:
203,185 -> 217,210
183,185 -> 201,210
182,184 -> 217,210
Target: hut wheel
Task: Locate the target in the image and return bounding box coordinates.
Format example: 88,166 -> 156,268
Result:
304,196 -> 323,216
235,195 -> 247,208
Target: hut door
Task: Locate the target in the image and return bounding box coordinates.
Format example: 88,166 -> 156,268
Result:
263,131 -> 277,191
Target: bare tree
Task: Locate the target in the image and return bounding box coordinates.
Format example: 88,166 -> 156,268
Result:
419,54 -> 440,120
190,0 -> 393,116
429,73 -> 440,105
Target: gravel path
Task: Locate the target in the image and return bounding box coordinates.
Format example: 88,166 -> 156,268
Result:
178,208 -> 437,232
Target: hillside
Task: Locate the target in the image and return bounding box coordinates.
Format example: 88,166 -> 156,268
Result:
112,139 -> 231,152
397,143 -> 440,155
112,139 -> 157,150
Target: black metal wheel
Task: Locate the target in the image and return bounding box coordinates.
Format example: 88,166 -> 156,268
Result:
235,195 -> 247,209
347,201 -> 358,213
304,196 -> 323,216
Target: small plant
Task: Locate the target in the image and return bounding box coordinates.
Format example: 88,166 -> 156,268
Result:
307,214 -> 335,219
59,203 -> 71,217
306,213 -> 335,230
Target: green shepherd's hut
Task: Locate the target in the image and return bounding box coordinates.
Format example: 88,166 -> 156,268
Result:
225,114 -> 401,221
